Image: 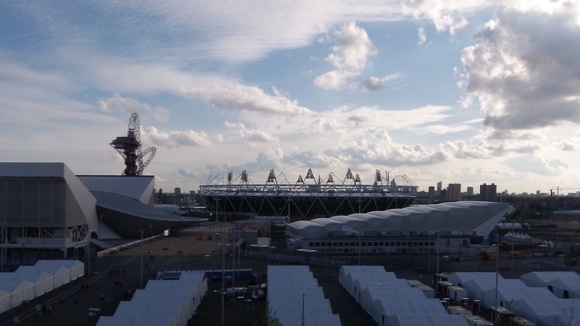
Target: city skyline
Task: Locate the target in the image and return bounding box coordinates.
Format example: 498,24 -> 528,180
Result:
1,1 -> 579,194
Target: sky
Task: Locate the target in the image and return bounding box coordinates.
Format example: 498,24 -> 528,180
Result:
1,0 -> 580,195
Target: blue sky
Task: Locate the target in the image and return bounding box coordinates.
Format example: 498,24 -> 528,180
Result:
1,0 -> 579,195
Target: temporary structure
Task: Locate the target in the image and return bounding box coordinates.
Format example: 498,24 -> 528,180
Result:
339,265 -> 469,326
521,271 -> 580,299
97,271 -> 207,326
268,265 -> 341,326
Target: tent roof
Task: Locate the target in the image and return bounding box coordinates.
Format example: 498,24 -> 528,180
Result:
389,314 -> 470,326
288,201 -> 513,238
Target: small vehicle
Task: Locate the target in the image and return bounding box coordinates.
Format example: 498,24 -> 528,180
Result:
88,308 -> 101,317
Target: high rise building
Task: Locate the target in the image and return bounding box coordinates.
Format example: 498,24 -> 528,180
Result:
480,183 -> 497,202
466,187 -> 474,197
428,186 -> 435,203
447,183 -> 462,201
436,181 -> 442,194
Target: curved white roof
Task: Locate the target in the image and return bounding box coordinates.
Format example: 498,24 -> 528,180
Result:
287,201 -> 513,239
286,220 -> 323,239
351,213 -> 387,230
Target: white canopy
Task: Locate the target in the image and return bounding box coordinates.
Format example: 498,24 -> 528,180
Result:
97,271 -> 207,326
268,265 -> 340,326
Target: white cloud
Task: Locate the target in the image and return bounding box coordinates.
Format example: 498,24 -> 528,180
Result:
459,1 -> 580,135
327,22 -> 377,70
503,154 -> 569,176
416,124 -> 472,134
433,14 -> 468,36
417,26 -> 427,44
361,75 -> 400,91
98,95 -> 170,122
225,121 -> 277,143
313,70 -> 356,90
145,126 -> 211,148
181,80 -> 312,115
314,22 -> 399,92
3,1 -> 578,195
555,139 -> 577,151
324,128 -> 448,167
284,151 -> 342,169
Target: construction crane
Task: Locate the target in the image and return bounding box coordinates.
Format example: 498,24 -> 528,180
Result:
110,112 -> 156,176
550,187 -> 580,197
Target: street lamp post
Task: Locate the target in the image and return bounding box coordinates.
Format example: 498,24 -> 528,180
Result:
1,222 -> 6,273
218,243 -> 230,326
494,244 -> 500,326
435,231 -> 441,296
87,221 -> 91,276
427,231 -> 431,274
358,233 -> 361,266
139,229 -> 144,289
215,198 -> 219,224
301,292 -> 305,326
510,227 -> 514,274
99,214 -> 104,240
231,232 -> 235,294
436,231 -> 440,276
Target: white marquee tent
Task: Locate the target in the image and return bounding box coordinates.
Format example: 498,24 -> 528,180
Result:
0,275 -> 34,308
267,265 -> 341,326
0,289 -> 11,315
15,268 -> 54,297
445,271 -> 580,325
33,260 -> 85,286
339,266 -> 470,326
512,297 -> 580,326
388,314 -> 472,326
0,260 -> 84,314
97,271 -> 207,326
521,271 -> 580,299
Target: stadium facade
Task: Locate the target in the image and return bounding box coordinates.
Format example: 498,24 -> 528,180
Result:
0,162 -> 204,265
286,201 -> 514,254
199,168 -> 417,221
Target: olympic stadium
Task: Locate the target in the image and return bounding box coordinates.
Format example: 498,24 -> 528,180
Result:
199,168 -> 418,221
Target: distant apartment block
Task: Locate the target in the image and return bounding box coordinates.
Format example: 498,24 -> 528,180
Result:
466,186 -> 474,197
480,183 -> 497,202
446,183 -> 461,201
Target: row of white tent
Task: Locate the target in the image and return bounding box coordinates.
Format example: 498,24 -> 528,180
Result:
521,271 -> 580,298
338,267 -> 580,326
503,232 -> 546,244
0,260 -> 84,314
267,265 -> 341,325
447,271 -> 580,326
97,271 -> 207,326
339,266 -> 471,326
